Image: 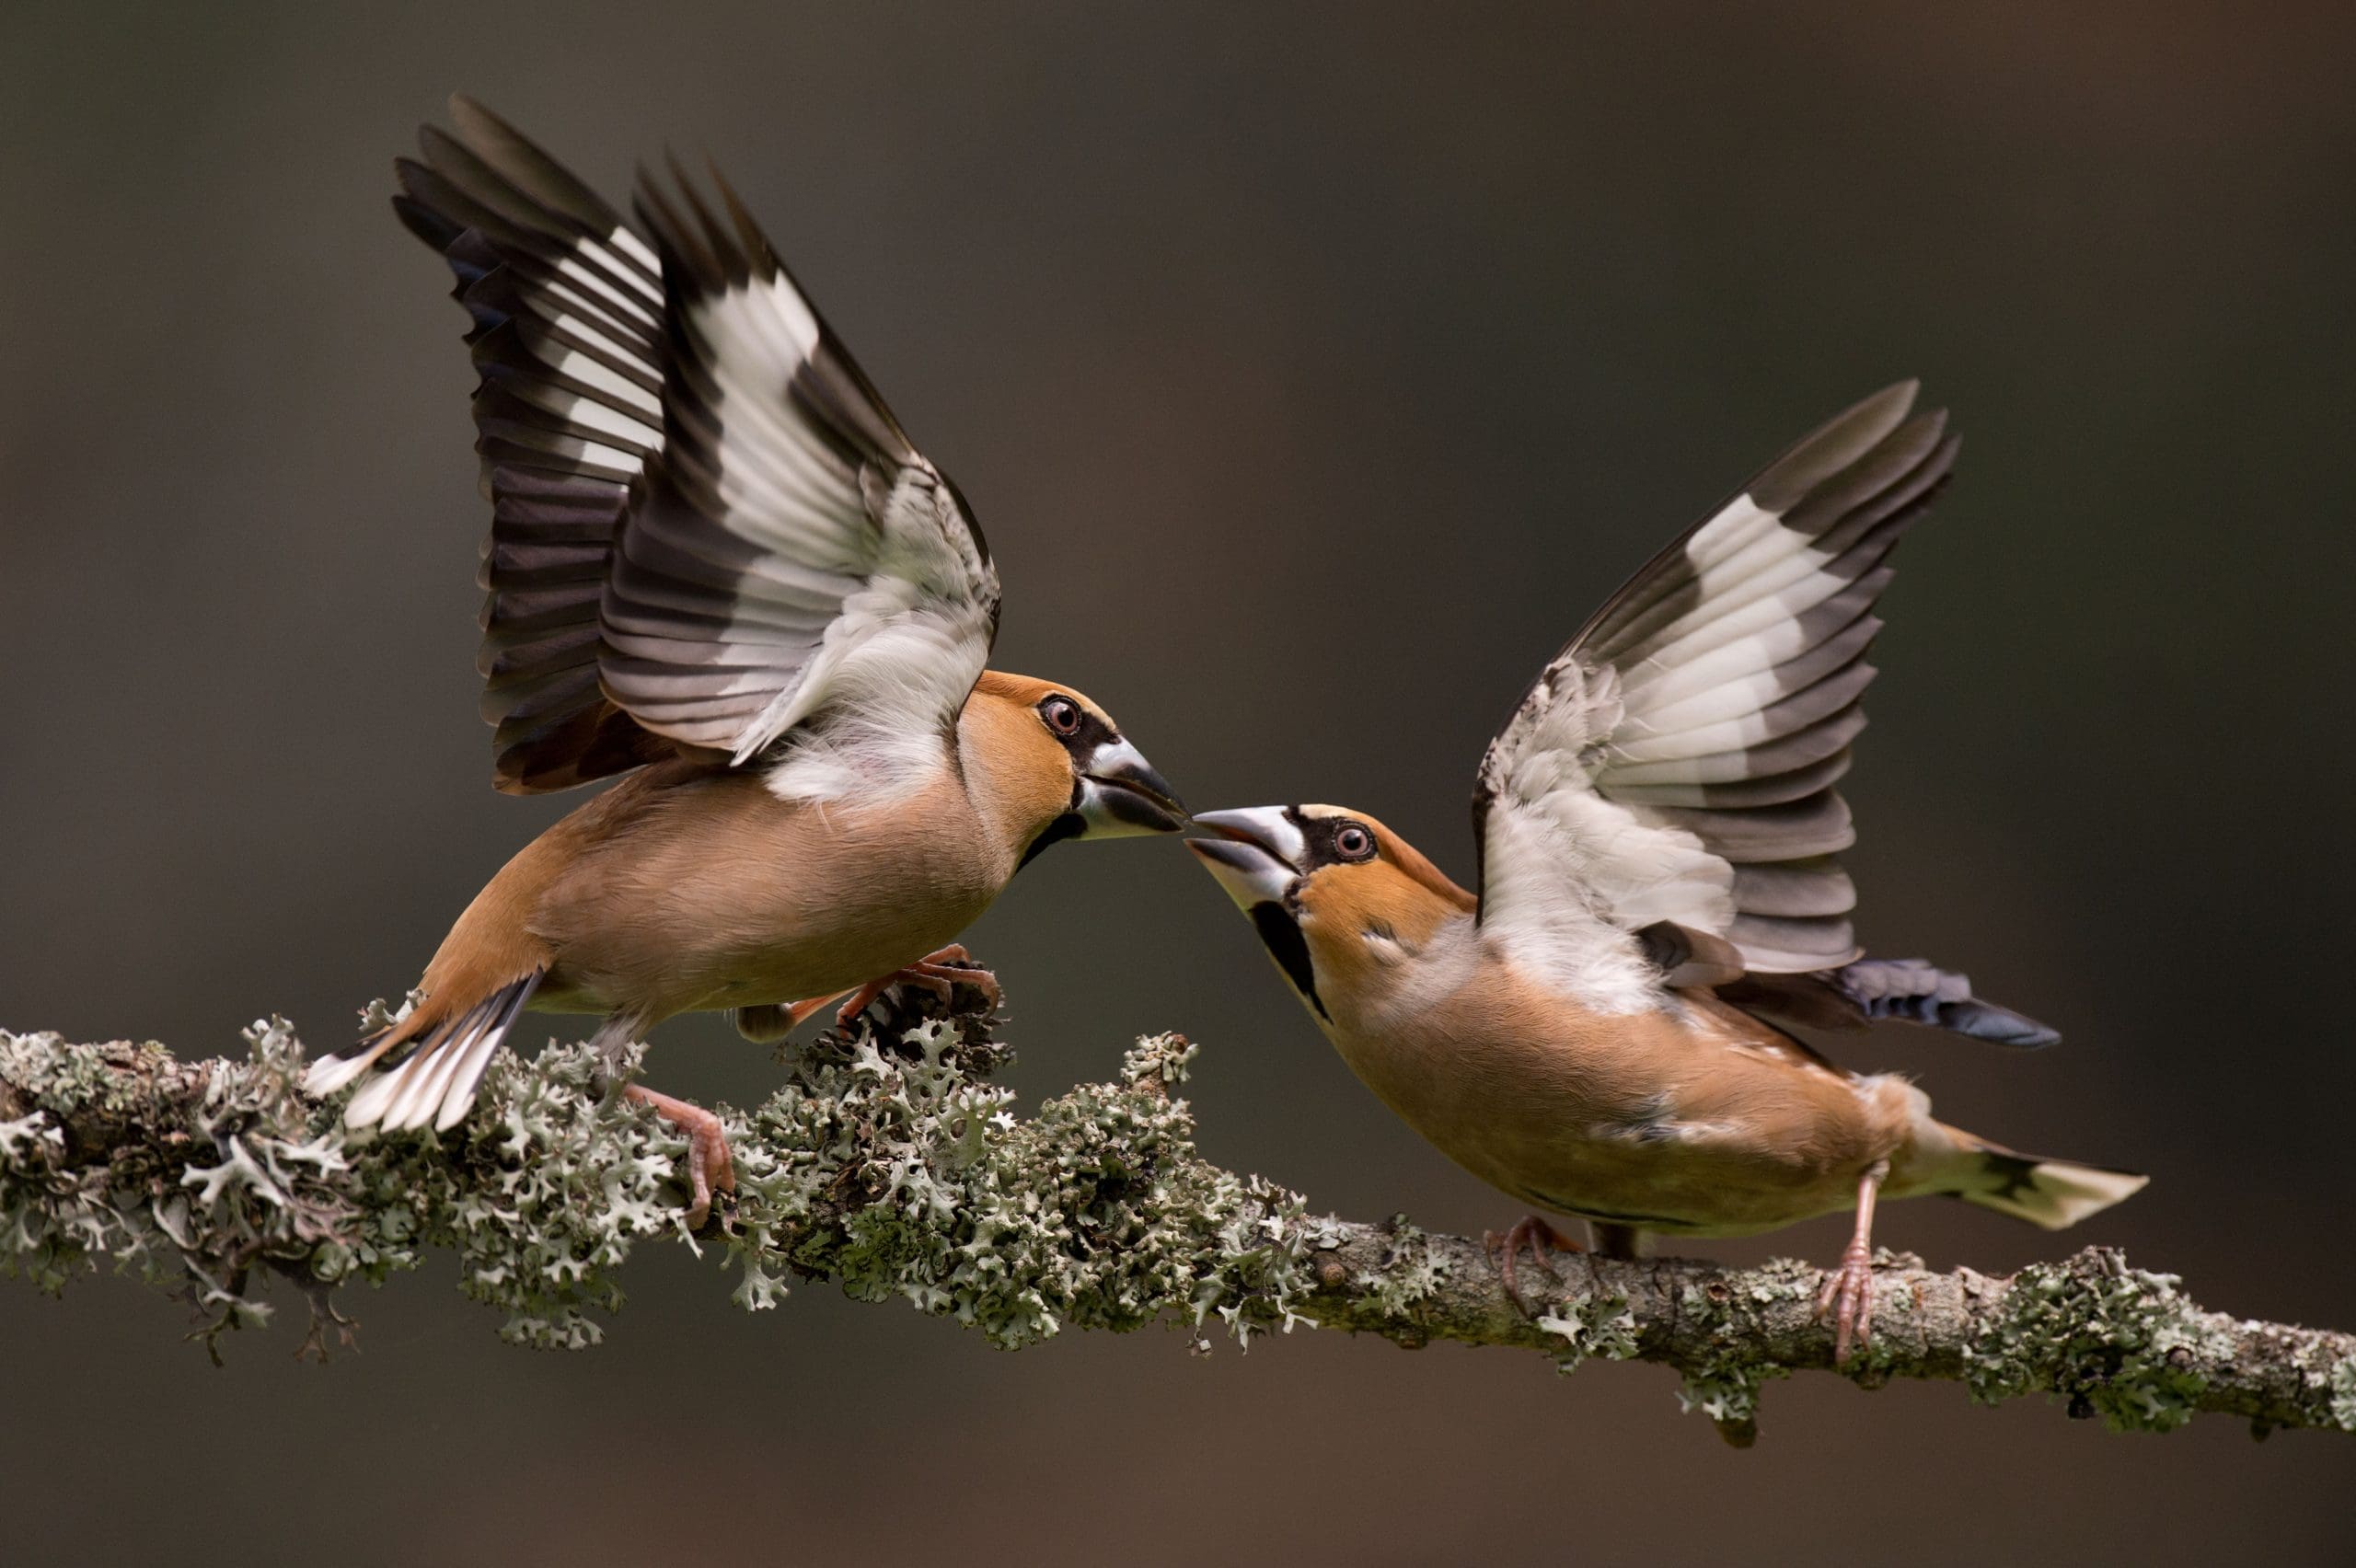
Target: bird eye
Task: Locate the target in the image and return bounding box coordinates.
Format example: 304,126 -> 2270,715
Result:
1041,697 -> 1083,736
1334,824 -> 1375,861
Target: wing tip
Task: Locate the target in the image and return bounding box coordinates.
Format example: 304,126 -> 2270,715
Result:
1750,378 -> 1928,513
1946,999 -> 2063,1050
1831,959 -> 2062,1048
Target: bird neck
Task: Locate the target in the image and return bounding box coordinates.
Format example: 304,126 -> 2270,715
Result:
954,689 -> 1077,868
1301,904 -> 1483,1032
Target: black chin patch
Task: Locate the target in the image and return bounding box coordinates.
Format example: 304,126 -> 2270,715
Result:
1250,901 -> 1329,1020
1017,812 -> 1087,870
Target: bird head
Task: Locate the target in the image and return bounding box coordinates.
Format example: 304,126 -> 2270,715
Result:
964,671 -> 1189,866
1187,804 -> 1475,1021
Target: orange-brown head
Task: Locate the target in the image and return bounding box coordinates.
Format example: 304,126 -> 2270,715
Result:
1187,804 -> 1475,1022
961,670 -> 1188,868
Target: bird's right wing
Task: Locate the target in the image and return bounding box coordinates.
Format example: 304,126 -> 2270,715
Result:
607,163 -> 999,782
1472,384 -> 1956,1008
395,99 -> 1000,797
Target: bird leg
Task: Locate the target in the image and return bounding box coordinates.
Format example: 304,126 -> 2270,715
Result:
1817,1158 -> 1890,1365
732,993 -> 853,1043
832,945 -> 1002,1028
1484,1213 -> 1585,1314
623,1084 -> 735,1232
1587,1221 -> 1646,1261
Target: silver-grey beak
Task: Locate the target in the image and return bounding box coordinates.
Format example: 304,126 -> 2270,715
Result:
1075,737 -> 1189,837
1184,806 -> 1305,905
1186,806 -> 1329,1019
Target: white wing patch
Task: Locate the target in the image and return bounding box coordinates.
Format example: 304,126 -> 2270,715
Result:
597,168 -> 1003,797
731,455 -> 995,774
1478,658 -> 1735,1013
757,478 -> 998,801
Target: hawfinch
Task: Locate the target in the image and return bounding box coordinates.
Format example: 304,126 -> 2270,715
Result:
306,100 -> 1186,1223
1189,383 -> 2143,1359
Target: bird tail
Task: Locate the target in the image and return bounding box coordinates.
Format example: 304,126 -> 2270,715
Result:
306,972 -> 542,1133
1931,1123 -> 2149,1229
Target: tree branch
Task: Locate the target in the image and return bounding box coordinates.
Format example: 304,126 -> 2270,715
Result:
4,993 -> 2350,1443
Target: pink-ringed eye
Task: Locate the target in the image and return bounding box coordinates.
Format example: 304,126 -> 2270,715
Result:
1042,697 -> 1083,736
1334,824 -> 1374,861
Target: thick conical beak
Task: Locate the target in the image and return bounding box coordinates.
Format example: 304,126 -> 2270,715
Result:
1074,737 -> 1189,836
1184,806 -> 1305,906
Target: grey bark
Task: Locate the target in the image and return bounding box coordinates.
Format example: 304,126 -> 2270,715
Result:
3,988 -> 2349,1444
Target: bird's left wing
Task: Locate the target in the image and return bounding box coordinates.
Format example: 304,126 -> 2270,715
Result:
602,163 -> 1001,776
1472,384 -> 1955,1009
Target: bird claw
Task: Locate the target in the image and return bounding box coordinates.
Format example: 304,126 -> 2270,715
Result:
1484,1213 -> 1583,1316
624,1085 -> 736,1233
1817,1237 -> 1877,1364
908,958 -> 1000,1010
833,946 -> 1002,1028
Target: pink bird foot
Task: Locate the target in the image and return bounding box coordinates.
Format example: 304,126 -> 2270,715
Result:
1817,1159 -> 1890,1364
1485,1213 -> 1585,1314
624,1084 -> 735,1231
833,945 -> 1002,1027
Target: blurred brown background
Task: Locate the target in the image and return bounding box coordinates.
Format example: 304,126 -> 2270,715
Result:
5,3 -> 2352,1562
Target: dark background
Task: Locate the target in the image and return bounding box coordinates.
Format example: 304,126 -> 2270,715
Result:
5,4 -> 2351,1562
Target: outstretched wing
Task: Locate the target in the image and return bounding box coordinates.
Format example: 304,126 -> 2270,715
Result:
608,162 -> 999,776
1473,383 -> 1956,1009
394,99 -> 999,794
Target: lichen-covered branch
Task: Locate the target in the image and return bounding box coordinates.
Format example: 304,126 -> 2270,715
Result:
3,994 -> 2350,1442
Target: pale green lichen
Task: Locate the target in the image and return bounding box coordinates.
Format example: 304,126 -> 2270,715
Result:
1351,1216 -> 1451,1319
1535,1289 -> 1639,1373
1661,1257 -> 1819,1424
4,1004 -> 1314,1359
1743,1255 -> 1823,1304
2277,1333 -> 2356,1435
1677,1362 -> 1766,1425
2,1025 -> 324,1310
10,1016 -> 2354,1437
354,1038 -> 684,1349
1963,1251 -> 2240,1432
2327,1357 -> 2356,1432
716,1019 -> 1312,1351
1,1018 -> 683,1354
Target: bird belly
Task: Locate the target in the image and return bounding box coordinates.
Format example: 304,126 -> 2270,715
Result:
1478,1134 -> 1863,1239
1325,987 -> 1915,1239
525,769 -> 1007,1021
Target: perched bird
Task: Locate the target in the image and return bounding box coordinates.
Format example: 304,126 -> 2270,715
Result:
307,100 -> 1186,1223
1188,383 -> 2143,1359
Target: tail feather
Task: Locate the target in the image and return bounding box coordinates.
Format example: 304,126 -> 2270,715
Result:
303,1027 -> 402,1096
308,974 -> 541,1133
1951,1144 -> 2149,1229
371,997 -> 492,1130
